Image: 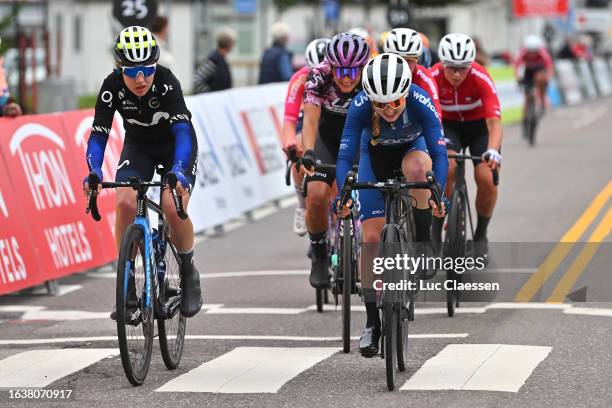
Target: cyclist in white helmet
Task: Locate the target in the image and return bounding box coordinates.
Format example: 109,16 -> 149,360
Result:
83,26 -> 202,319
383,28 -> 441,118
515,34 -> 553,114
281,38 -> 329,236
430,33 -> 503,259
336,53 -> 447,357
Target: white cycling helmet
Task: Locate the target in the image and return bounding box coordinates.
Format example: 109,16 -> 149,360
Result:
438,33 -> 476,67
524,35 -> 543,51
349,27 -> 370,40
362,53 -> 412,103
305,38 -> 330,68
383,28 -> 423,58
114,26 -> 159,66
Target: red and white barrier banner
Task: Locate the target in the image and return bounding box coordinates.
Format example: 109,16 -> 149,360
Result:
555,60 -> 582,105
592,58 -> 612,97
512,0 -> 568,18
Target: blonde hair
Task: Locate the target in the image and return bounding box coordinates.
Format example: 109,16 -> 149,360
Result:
371,111 -> 381,145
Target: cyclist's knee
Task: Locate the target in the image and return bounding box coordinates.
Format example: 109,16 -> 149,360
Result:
402,152 -> 432,181
474,166 -> 497,193
306,184 -> 329,212
116,194 -> 136,219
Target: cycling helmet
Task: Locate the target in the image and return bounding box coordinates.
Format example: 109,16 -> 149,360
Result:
305,38 -> 330,68
326,33 -> 370,68
362,53 -> 412,103
349,27 -> 370,40
384,28 -> 423,58
437,33 -> 476,66
524,35 -> 543,51
114,26 -> 160,66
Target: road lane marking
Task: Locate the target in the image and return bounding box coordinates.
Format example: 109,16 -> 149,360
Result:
87,269 -> 310,279
564,307 -> 612,317
0,333 -> 469,346
0,349 -> 118,388
547,207 -> 612,302
515,181 -> 612,302
155,347 -> 339,393
400,344 -> 552,392
206,307 -> 305,315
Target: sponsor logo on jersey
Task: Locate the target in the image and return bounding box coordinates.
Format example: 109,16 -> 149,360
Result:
148,97 -> 160,109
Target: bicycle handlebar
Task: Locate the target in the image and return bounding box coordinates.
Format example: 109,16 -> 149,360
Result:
85,172 -> 188,222
448,153 -> 499,186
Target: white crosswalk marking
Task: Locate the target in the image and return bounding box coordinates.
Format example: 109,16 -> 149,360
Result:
155,347 -> 338,393
0,349 -> 118,388
401,344 -> 552,392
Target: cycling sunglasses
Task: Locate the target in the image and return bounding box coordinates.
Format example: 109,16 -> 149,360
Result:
121,64 -> 157,78
333,67 -> 361,80
443,64 -> 470,74
372,98 -> 406,111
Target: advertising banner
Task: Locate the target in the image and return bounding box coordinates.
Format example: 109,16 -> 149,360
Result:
555,60 -> 582,105
592,58 -> 612,96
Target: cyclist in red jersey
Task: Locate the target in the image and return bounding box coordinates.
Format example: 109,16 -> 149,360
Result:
281,38 -> 329,236
515,35 -> 554,113
383,28 -> 441,118
430,33 -> 502,259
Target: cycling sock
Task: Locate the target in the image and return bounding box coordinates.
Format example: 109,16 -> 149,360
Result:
474,216 -> 490,241
309,231 -> 327,247
413,207 -> 432,242
178,247 -> 194,267
363,289 -> 380,328
294,184 -> 306,209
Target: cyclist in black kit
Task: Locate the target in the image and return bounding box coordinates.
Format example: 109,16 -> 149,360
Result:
82,26 -> 201,318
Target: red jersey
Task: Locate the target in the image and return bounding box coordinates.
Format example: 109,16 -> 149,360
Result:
430,62 -> 501,122
412,65 -> 441,118
514,47 -> 553,76
283,65 -> 309,124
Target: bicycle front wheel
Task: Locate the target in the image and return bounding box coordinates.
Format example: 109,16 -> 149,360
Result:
384,301 -> 398,391
158,229 -> 187,370
116,225 -> 154,386
341,218 -> 352,354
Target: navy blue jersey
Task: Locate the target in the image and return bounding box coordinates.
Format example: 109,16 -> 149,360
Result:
336,85 -> 448,192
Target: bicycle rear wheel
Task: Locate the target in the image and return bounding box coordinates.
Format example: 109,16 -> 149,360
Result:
445,190 -> 467,317
158,228 -> 187,370
116,225 -> 153,386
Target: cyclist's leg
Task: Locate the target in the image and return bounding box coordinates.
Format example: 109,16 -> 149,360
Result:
401,140 -> 433,243
292,131 -> 307,236
161,137 -> 202,317
523,68 -> 536,116
305,136 -> 336,288
467,121 -> 498,243
114,144 -> 156,251
534,68 -> 549,112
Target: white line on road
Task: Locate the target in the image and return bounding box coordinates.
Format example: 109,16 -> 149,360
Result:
564,307 -> 612,317
155,347 -> 339,393
401,344 -> 552,392
87,269 -> 310,279
0,349 -> 118,388
0,333 -> 469,345
206,307 -> 305,315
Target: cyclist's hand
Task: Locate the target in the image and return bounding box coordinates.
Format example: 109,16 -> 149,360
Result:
283,143 -> 298,161
2,102 -> 22,117
83,168 -> 103,197
335,197 -> 353,219
430,196 -> 447,218
298,149 -> 316,177
482,149 -> 501,170
170,165 -> 189,195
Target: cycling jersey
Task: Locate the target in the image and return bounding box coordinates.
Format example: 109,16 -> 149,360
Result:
412,65 -> 441,118
430,62 -> 501,121
284,65 -> 309,124
515,47 -> 553,74
86,65 -> 198,190
336,85 -> 448,198
304,61 -> 362,141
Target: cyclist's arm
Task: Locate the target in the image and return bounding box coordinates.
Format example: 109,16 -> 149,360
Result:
302,68 -> 326,152
541,48 -> 554,79
162,70 -> 195,176
281,70 -> 307,150
336,93 -> 369,193
410,87 -> 448,191
485,117 -> 502,152
86,77 -> 117,175
514,49 -> 526,80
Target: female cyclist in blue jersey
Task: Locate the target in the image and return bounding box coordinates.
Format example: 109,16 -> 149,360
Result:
336,53 -> 448,357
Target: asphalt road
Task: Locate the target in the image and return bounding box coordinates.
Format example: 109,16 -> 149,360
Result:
1,97 -> 611,408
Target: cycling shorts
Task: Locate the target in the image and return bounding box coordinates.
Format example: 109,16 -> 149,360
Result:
523,66 -> 548,89
116,140 -> 199,194
358,137 -> 428,222
443,119 -> 496,165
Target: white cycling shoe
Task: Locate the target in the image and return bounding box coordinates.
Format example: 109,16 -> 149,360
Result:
293,207 -> 307,236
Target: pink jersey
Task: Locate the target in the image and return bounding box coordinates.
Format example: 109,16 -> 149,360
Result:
430,62 -> 501,122
283,65 -> 309,124
412,65 -> 441,118
514,47 -> 553,75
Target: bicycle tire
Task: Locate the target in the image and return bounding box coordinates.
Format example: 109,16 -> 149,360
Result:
316,288 -> 324,313
341,218 -> 352,353
158,228 -> 187,370
116,225 -> 153,386
446,189 -> 467,317
384,301 -> 397,391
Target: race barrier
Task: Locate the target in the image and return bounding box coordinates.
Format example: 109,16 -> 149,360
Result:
1,58 -> 611,295
0,83 -> 290,295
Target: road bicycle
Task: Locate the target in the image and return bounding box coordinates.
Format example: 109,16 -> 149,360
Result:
86,168 -> 188,386
521,80 -> 540,146
444,152 -> 498,317
339,170 -> 442,391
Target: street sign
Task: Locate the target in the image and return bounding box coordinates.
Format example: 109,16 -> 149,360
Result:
513,0 -> 568,18
113,0 -> 158,28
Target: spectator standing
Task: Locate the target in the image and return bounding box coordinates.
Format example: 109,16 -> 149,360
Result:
193,27 -> 236,93
472,36 -> 490,66
0,35 -> 21,117
152,16 -> 174,69
258,22 -> 293,84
